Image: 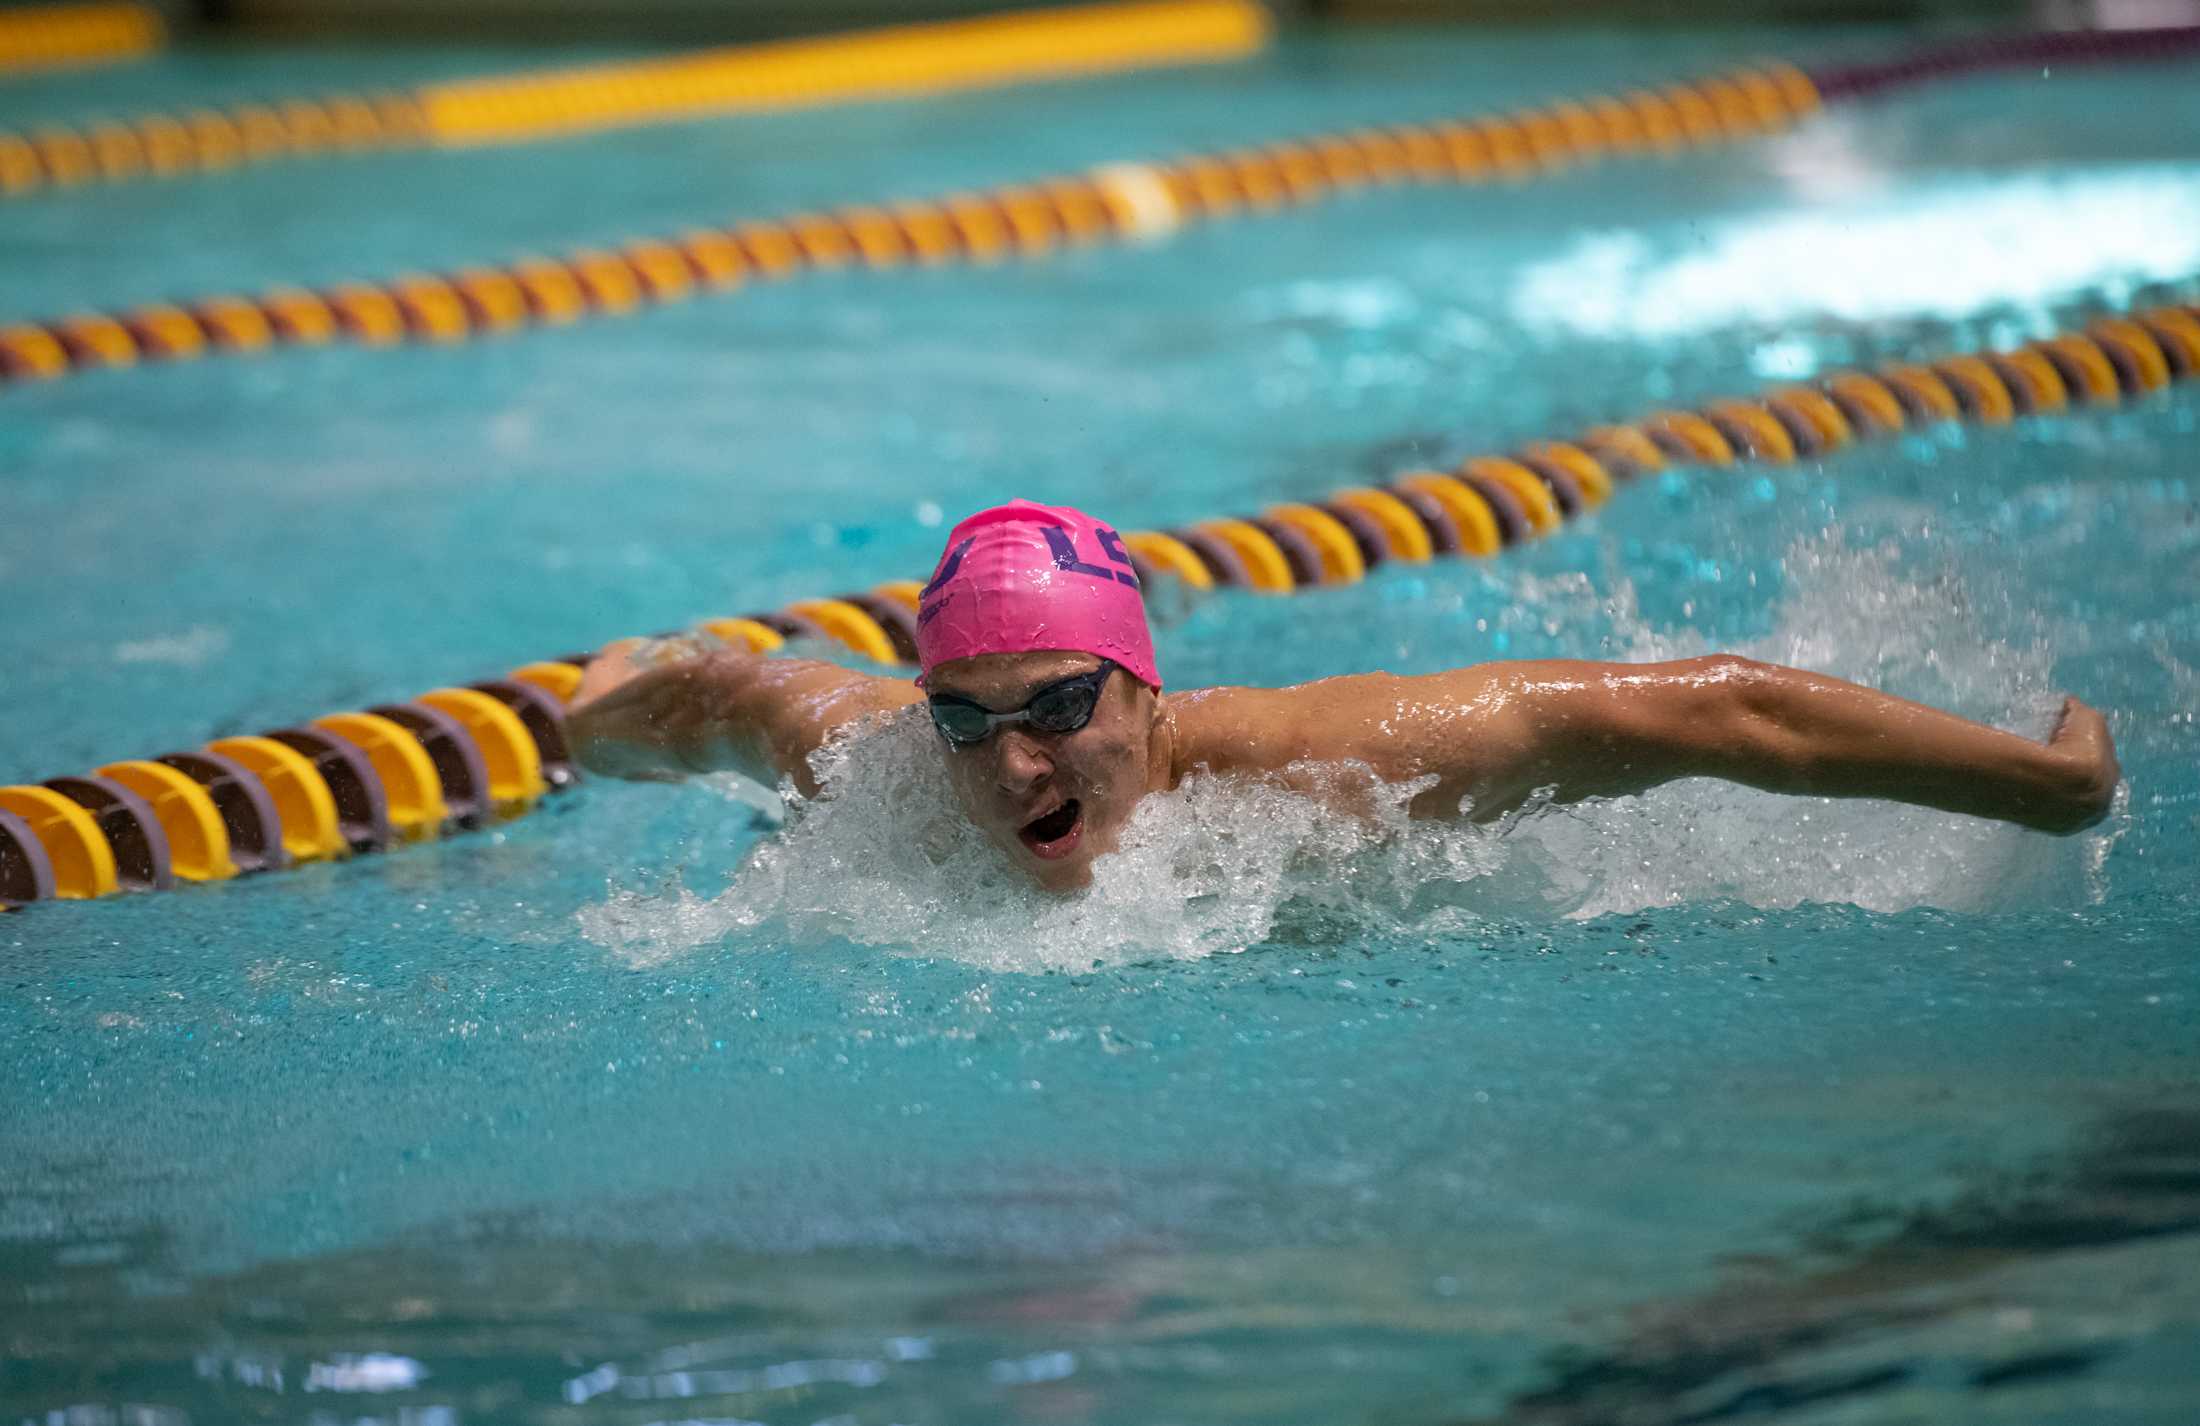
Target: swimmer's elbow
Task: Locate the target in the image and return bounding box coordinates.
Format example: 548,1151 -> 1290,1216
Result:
567,658 -> 738,780
1689,652 -> 1777,684
1688,656 -> 1837,788
1583,655 -> 1806,789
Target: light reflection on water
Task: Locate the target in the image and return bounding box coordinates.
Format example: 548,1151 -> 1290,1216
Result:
23,1120 -> 2200,1426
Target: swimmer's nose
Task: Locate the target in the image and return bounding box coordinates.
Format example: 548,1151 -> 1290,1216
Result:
990,729 -> 1053,798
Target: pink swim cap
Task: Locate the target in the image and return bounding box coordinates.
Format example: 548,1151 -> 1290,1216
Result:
915,499 -> 1161,690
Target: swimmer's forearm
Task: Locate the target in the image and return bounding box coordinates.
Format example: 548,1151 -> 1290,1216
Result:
1399,657 -> 2117,833
567,658 -> 778,784
1679,662 -> 2117,833
569,650 -> 920,794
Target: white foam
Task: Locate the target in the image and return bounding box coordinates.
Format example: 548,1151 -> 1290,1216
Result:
578,536 -> 2122,968
1526,535 -> 2113,920
578,715 -> 1518,971
1511,165 -> 2200,340
112,624 -> 231,667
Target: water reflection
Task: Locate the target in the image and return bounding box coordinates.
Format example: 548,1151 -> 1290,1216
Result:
10,1104 -> 2195,1425
1463,1108 -> 2200,1425
302,1353 -> 428,1393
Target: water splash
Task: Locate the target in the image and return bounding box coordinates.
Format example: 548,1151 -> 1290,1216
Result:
1528,534 -> 2112,920
1512,167 -> 2200,340
579,714 -> 1518,971
579,535 -> 2120,967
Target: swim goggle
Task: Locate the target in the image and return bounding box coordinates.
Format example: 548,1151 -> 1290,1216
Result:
926,659 -> 1120,747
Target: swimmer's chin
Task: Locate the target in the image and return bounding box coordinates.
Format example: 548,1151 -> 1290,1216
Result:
977,848 -> 1094,895
1006,838 -> 1105,896
1014,840 -> 1099,895
1027,864 -> 1094,895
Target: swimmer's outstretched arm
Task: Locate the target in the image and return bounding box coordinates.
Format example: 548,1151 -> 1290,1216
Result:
566,639 -> 921,796
1179,656 -> 2119,834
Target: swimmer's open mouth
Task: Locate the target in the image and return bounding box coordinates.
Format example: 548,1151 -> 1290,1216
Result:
1018,799 -> 1084,859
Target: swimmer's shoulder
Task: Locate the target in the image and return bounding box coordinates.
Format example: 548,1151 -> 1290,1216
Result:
1160,672 -> 1415,782
853,669 -> 926,710
733,659 -> 920,754
710,656 -> 918,713
816,667 -> 925,730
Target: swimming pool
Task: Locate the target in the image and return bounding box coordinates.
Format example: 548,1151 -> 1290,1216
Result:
3,20 -> 2198,1424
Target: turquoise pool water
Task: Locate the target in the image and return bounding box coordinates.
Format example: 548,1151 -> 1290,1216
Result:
4,24 -> 2198,1425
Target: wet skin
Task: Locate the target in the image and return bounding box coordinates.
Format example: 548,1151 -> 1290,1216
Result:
920,651 -> 1174,893
568,641 -> 2122,893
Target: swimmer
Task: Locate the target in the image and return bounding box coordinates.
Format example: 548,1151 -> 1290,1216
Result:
569,500 -> 2120,892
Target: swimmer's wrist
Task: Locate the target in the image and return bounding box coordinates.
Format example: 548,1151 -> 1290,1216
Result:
2028,746 -> 2116,833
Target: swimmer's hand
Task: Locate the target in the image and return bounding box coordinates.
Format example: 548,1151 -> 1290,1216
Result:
568,637 -> 708,783
2033,697 -> 2119,834
570,637 -> 652,709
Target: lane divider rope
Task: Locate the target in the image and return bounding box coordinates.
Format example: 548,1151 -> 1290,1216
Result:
1806,22 -> 2200,100
0,90 -> 430,195
0,56 -> 1829,383
7,24 -> 2198,389
0,0 -> 1267,200
7,297 -> 2196,907
9,19 -> 2196,205
0,2 -> 159,77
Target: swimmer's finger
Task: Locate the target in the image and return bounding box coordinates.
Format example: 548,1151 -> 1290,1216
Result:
2051,696 -> 2107,750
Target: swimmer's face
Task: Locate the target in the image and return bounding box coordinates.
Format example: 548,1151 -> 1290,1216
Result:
926,650 -> 1161,893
